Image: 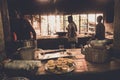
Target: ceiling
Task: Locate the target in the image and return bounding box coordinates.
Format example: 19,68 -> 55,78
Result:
7,0 -> 114,14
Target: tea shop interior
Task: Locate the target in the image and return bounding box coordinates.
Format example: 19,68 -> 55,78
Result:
0,0 -> 120,80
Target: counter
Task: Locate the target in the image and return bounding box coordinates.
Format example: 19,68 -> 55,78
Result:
37,34 -> 92,49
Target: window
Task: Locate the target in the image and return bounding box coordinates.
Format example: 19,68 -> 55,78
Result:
25,13 -> 103,38
80,14 -> 88,33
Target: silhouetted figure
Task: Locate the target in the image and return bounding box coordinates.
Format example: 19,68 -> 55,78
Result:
11,11 -> 36,41
9,10 -> 36,59
66,16 -> 78,48
95,15 -> 105,40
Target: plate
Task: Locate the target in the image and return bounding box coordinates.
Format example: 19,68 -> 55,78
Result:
45,62 -> 75,74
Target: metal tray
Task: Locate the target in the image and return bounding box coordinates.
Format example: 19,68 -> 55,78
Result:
39,52 -> 73,60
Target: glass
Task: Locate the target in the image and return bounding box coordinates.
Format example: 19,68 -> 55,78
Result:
59,45 -> 64,54
33,40 -> 37,49
70,43 -> 76,51
71,44 -> 75,49
59,45 -> 64,50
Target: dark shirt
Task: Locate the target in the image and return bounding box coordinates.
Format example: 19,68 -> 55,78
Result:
11,18 -> 36,40
95,23 -> 105,40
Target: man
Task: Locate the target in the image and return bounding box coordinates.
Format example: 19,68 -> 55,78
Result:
11,10 -> 36,41
66,16 -> 78,48
95,15 -> 105,40
10,11 -> 37,56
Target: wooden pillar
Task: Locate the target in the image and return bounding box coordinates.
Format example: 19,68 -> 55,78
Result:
0,0 -> 12,59
0,0 -> 6,60
1,0 -> 11,42
113,0 -> 120,56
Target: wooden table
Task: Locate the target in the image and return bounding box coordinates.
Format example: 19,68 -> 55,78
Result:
3,49 -> 120,80
31,49 -> 120,80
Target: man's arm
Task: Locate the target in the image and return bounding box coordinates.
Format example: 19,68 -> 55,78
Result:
25,19 -> 36,39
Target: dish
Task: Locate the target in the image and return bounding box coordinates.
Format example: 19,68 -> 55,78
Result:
45,58 -> 75,74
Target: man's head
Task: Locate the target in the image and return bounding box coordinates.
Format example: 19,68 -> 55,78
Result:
97,15 -> 103,23
68,16 -> 73,23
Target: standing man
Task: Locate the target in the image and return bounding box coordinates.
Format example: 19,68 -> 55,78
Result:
11,10 -> 36,41
66,16 -> 78,48
95,15 -> 105,40
9,10 -> 37,57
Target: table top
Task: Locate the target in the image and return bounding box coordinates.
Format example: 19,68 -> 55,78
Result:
2,48 -> 120,80
35,49 -> 120,75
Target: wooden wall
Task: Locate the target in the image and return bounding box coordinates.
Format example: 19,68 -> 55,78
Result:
0,0 -> 6,60
7,0 -> 114,15
113,0 -> 120,56
0,0 -> 12,60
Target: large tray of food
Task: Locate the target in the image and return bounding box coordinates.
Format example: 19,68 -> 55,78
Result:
45,58 -> 75,74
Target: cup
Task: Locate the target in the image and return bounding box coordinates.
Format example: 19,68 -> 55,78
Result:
70,43 -> 76,51
59,45 -> 64,50
59,45 -> 64,54
71,44 -> 75,49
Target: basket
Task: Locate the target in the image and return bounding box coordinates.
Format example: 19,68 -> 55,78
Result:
81,46 -> 110,63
